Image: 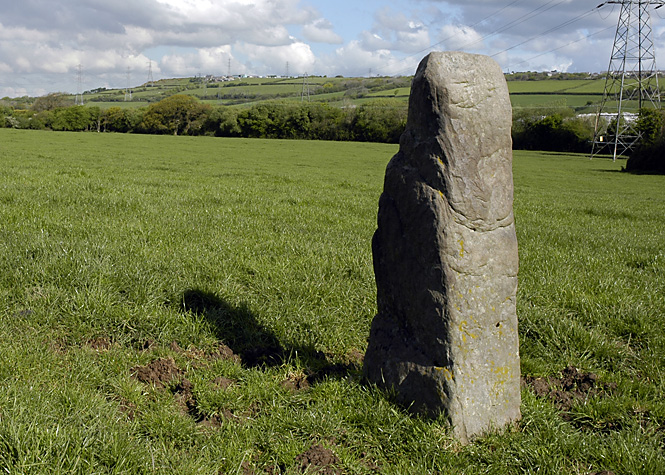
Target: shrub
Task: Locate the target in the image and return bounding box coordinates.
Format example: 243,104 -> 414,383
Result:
141,95 -> 211,136
512,109 -> 593,153
626,108 -> 665,173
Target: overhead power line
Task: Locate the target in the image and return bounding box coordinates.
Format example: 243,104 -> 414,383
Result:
414,0 -> 528,59
459,0 -> 570,52
490,7 -> 599,58
507,25 -> 615,68
379,0 -> 530,76
385,0 -> 584,77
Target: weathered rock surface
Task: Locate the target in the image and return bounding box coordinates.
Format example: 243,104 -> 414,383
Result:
363,51 -> 521,443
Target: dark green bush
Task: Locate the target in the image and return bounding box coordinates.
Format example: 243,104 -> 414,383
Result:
512,109 -> 594,153
626,108 -> 665,174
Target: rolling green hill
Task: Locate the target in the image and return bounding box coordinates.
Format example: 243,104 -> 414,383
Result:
70,74 -> 610,114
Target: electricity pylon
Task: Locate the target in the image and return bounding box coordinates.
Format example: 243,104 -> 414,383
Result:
301,73 -> 310,102
147,60 -> 155,87
592,0 -> 664,160
75,64 -> 84,106
125,67 -> 132,101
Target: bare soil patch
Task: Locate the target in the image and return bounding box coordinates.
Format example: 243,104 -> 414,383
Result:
295,444 -> 341,475
172,378 -> 198,417
523,366 -> 616,411
281,371 -> 310,391
86,337 -> 113,351
131,357 -> 183,388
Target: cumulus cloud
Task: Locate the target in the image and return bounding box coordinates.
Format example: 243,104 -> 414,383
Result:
236,40 -> 316,75
0,0 -> 661,96
0,0 -> 314,71
1,86 -> 29,98
438,24 -> 485,52
359,7 -> 430,54
322,40 -> 419,77
423,0 -> 622,72
360,32 -> 392,51
303,19 -> 343,44
160,46 -> 235,77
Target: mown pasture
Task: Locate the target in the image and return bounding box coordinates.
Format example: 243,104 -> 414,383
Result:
0,129 -> 663,474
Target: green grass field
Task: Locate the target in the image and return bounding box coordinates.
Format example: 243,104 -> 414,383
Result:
0,130 -> 663,474
507,79 -> 605,94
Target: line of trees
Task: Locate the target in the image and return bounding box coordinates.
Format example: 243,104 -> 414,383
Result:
1,94 -> 408,144
4,92 -> 596,149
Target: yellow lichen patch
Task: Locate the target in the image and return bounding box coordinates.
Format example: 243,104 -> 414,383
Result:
459,320 -> 478,343
458,239 -> 465,257
435,366 -> 454,381
492,366 -> 511,377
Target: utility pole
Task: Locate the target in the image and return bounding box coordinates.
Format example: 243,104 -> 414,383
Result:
286,61 -> 290,78
592,0 -> 664,160
75,64 -> 84,106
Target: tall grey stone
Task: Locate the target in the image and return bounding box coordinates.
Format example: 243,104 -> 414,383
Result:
363,52 -> 521,443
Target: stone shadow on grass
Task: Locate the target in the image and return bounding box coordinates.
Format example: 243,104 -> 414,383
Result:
180,289 -> 360,380
181,289 -> 283,367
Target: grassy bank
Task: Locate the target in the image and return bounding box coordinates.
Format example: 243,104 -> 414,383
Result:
0,130 -> 663,473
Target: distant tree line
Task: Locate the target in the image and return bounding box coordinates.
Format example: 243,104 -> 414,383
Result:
0,93 -> 408,144
505,71 -> 599,81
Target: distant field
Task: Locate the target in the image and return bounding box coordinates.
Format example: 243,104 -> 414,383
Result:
509,94 -> 602,110
75,76 -> 615,112
507,79 -> 605,94
366,87 -> 411,99
0,129 -> 663,473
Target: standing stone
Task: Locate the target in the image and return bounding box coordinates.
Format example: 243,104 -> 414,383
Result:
363,52 -> 521,443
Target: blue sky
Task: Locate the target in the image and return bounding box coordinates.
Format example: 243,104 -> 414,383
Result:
1,0 -> 665,97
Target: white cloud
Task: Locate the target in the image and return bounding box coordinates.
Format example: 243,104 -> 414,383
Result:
152,0 -> 316,33
360,32 -> 391,51
1,86 -> 29,98
303,19 -> 343,44
0,0 -> 314,70
232,40 -> 316,76
0,22 -> 50,43
160,46 -> 234,77
438,24 -> 484,52
0,0 -> 661,96
322,40 -> 419,77
359,7 -> 430,54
